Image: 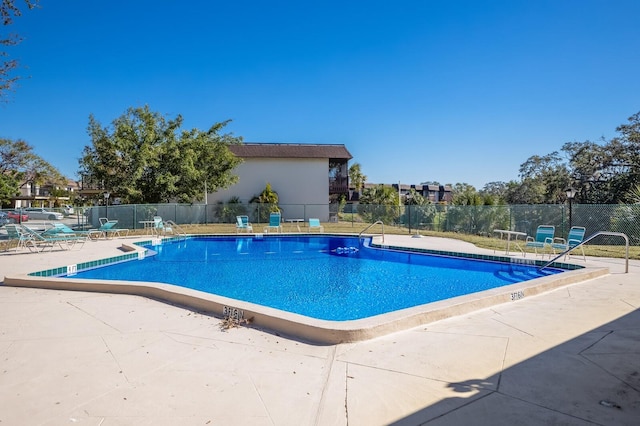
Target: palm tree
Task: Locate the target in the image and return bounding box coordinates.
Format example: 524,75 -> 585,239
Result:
349,163 -> 366,195
359,184 -> 399,224
250,183 -> 280,222
626,184 -> 640,204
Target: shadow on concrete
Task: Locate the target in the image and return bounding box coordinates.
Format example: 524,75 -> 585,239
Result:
391,308 -> 640,425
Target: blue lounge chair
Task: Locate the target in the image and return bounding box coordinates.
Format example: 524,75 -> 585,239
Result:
265,212 -> 282,233
98,220 -> 129,239
21,225 -> 81,251
4,224 -> 37,252
83,219 -> 129,239
525,225 -> 555,257
236,215 -> 253,233
552,226 -> 586,261
43,222 -> 97,244
308,218 -> 324,233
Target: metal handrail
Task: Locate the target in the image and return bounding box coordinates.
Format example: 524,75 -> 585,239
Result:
358,220 -> 385,244
540,231 -> 629,273
164,220 -> 187,240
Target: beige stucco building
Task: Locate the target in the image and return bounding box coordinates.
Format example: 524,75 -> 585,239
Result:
206,143 -> 352,221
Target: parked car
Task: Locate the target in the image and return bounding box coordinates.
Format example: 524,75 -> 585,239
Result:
0,212 -> 10,226
63,205 -> 75,215
6,211 -> 29,222
22,208 -> 64,220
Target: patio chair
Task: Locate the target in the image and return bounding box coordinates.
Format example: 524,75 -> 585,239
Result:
21,225 -> 78,251
97,220 -> 130,239
551,226 -> 587,261
42,222 -> 96,245
308,218 -> 324,233
153,216 -> 166,235
236,216 -> 253,233
161,220 -> 184,237
264,212 -> 282,233
151,217 -> 180,237
4,224 -> 37,252
524,225 -> 555,258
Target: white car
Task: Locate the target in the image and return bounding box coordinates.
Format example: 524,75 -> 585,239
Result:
23,208 -> 64,220
63,205 -> 75,215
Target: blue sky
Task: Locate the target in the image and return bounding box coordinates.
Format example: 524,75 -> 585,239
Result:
1,0 -> 639,189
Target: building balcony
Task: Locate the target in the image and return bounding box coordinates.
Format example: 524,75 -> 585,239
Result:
329,183 -> 349,194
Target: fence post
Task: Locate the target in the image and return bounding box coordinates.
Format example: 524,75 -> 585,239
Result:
509,205 -> 513,231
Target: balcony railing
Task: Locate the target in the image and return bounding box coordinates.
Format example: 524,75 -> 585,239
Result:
329,183 -> 349,193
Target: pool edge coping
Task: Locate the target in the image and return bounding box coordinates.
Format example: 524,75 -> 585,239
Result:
2,235 -> 609,344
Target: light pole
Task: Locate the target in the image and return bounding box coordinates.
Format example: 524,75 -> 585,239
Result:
565,186 -> 577,229
103,191 -> 110,220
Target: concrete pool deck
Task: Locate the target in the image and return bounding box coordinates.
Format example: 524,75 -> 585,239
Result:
1,234 -> 639,424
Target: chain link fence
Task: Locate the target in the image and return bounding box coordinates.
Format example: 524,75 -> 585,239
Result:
9,202 -> 636,246
354,203 -> 640,246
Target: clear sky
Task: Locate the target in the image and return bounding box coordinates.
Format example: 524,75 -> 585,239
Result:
1,0 -> 639,189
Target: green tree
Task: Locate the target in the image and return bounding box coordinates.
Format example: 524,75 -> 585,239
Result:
79,106 -> 243,204
563,112 -> 640,203
1,0 -> 39,101
626,184 -> 640,204
215,196 -> 247,223
348,162 -> 366,194
613,182 -> 640,244
447,183 -> 509,234
0,138 -> 64,206
250,182 -> 280,222
519,152 -> 571,204
451,183 -> 482,206
509,111 -> 640,205
504,179 -> 544,205
480,181 -> 508,203
358,184 -> 400,224
561,140 -> 611,203
403,188 -> 436,230
502,152 -> 571,205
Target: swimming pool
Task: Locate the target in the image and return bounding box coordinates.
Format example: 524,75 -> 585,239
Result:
65,236 -> 561,321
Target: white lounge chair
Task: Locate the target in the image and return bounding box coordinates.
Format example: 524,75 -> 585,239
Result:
236,216 -> 253,233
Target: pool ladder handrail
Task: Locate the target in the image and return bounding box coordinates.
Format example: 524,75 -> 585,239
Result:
539,231 -> 629,273
163,220 -> 187,240
359,220 -> 384,244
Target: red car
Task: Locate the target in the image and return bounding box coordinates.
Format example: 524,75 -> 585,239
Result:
7,211 -> 29,222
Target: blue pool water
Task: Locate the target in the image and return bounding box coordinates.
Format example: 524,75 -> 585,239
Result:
66,236 -> 562,321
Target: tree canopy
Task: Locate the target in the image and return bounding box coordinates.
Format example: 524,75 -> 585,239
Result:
0,137 -> 64,206
502,111 -> 640,205
348,162 -> 366,193
78,106 -> 243,204
562,111 -> 640,203
1,0 -> 39,101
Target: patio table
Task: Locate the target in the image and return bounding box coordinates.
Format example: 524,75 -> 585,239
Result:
285,218 -> 304,232
493,229 -> 527,255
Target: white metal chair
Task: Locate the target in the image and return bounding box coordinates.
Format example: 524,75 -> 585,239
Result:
236,216 -> 253,233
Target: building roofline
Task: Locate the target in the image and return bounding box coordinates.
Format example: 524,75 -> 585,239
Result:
229,143 -> 352,160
